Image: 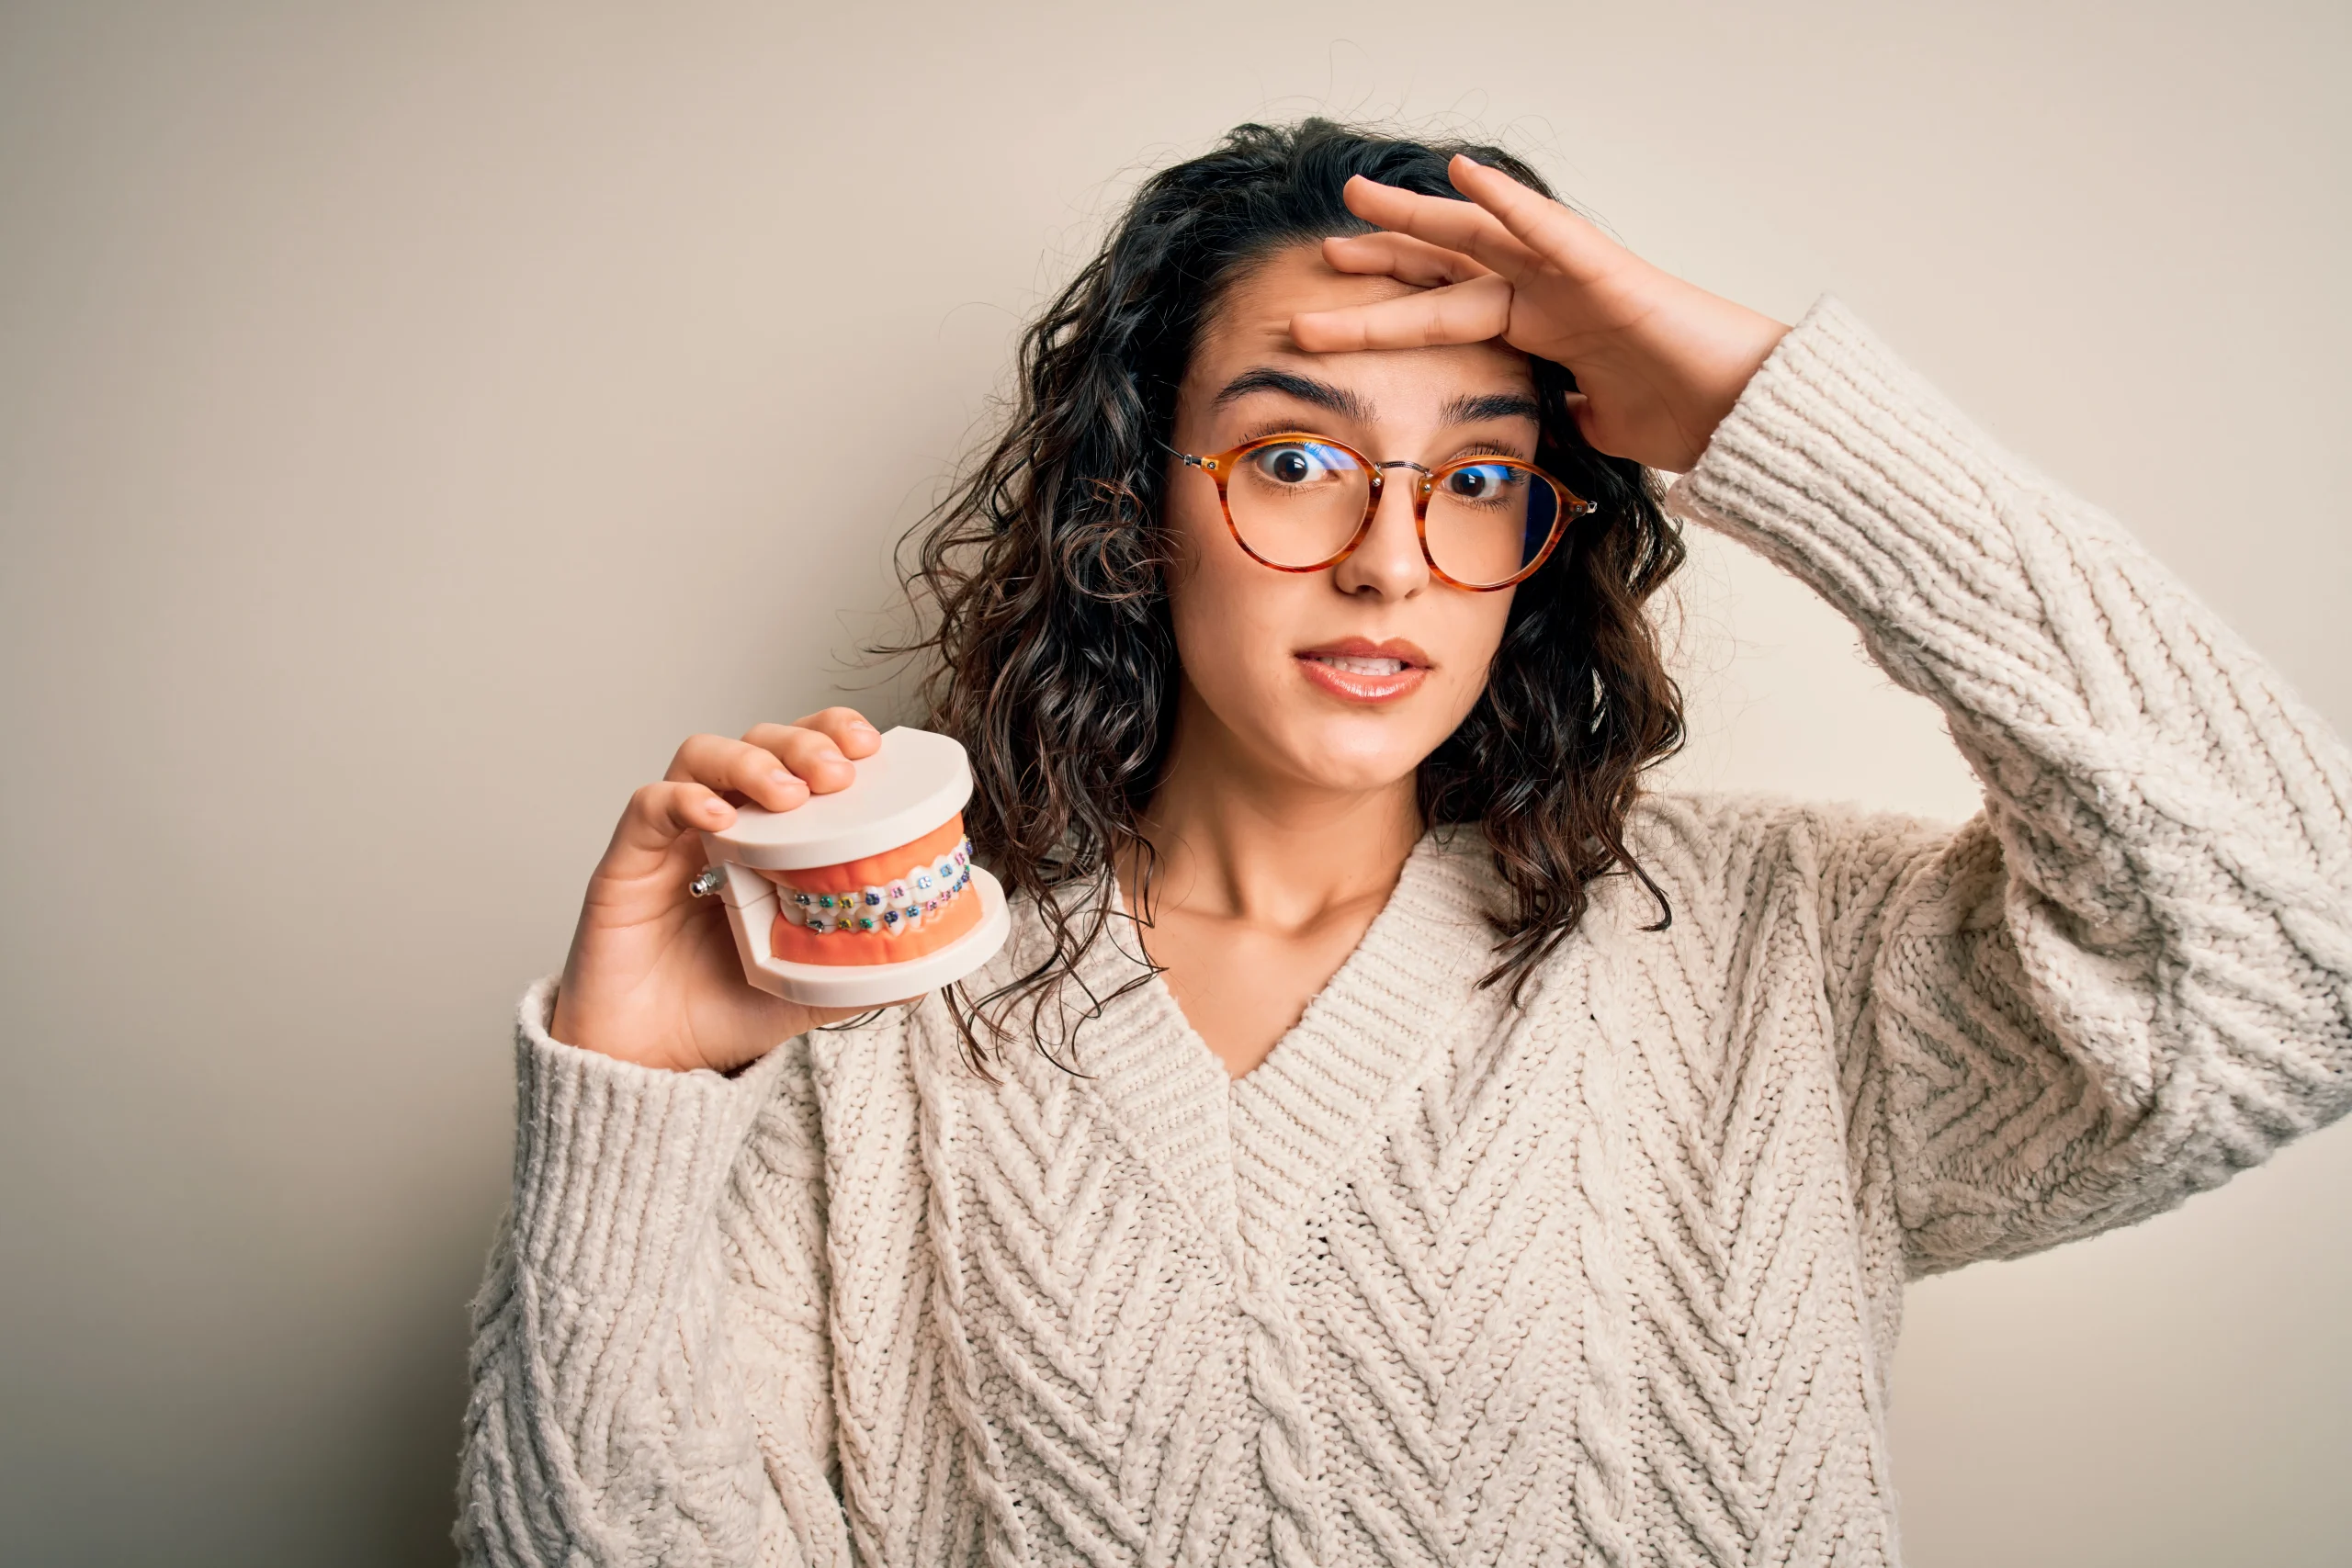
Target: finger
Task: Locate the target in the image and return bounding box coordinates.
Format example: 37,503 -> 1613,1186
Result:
786,705 -> 882,761
667,732 -> 812,811
1340,175 -> 1544,284
1444,155 -> 1630,285
602,780 -> 734,883
1292,274 -> 1514,354
1320,231 -> 1491,288
737,721 -> 864,795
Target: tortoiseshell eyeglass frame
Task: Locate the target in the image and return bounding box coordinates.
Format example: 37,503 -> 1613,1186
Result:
1172,431 -> 1595,592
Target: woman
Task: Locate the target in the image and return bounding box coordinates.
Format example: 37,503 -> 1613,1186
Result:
457,121 -> 2352,1566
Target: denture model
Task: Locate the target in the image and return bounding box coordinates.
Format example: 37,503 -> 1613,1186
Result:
697,726 -> 1011,1008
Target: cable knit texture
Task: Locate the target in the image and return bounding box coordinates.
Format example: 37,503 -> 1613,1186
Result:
456,299 -> 2352,1566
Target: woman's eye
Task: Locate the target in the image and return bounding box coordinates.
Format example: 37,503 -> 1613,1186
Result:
1445,463 -> 1520,501
1252,445 -> 1334,484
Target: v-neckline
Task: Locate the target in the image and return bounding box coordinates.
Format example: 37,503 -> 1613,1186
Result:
1065,829 -> 1510,1268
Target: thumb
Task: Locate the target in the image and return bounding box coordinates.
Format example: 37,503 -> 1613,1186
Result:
1562,391 -> 1603,451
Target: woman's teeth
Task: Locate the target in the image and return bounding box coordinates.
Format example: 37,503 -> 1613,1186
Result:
1306,654 -> 1409,675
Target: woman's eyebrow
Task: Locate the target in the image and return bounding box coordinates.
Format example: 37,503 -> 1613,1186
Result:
1209,370 -> 1536,428
1211,367 -> 1374,423
1439,391 -> 1542,424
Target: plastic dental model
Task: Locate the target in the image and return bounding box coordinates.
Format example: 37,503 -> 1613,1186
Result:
697,726 -> 1012,1009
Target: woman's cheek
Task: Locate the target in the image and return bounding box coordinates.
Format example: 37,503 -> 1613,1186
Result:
1432,598 -> 1511,724
1203,570 -> 1299,714
1162,527 -> 1265,702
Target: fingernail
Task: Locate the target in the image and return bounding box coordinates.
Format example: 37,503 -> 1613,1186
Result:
768,770 -> 801,793
848,718 -> 876,735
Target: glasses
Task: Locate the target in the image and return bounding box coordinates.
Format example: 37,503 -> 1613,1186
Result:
1174,432 -> 1592,591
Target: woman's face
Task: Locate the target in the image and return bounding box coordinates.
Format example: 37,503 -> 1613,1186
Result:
1161,242 -> 1538,798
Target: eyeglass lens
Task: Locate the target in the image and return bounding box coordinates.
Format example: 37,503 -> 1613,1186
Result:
1227,439 -> 1558,586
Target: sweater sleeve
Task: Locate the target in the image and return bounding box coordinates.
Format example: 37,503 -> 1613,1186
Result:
454,980 -> 855,1566
1667,298 -> 2352,1275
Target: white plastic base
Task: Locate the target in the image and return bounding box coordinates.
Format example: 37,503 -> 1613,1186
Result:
718,865 -> 1012,1009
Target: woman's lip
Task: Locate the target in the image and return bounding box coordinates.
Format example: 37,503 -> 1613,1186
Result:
1296,652 -> 1429,704
1296,636 -> 1430,666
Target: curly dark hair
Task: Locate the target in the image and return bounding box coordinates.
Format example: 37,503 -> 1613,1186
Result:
890,118 -> 1684,1069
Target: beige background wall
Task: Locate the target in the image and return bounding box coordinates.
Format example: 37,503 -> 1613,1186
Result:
2,3 -> 2345,1563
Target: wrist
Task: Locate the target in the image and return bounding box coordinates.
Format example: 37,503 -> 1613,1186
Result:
547,988 -> 707,1074
1681,300 -> 1790,468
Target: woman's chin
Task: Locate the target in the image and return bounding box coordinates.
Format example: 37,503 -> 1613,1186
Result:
1264,710 -> 1450,797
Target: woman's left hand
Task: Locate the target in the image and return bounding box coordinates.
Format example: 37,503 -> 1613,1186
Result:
1291,156 -> 1790,474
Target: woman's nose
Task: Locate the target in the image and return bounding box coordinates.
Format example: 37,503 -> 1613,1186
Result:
1330,475 -> 1429,599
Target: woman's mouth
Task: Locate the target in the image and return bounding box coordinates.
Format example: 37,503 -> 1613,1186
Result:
1295,639 -> 1430,703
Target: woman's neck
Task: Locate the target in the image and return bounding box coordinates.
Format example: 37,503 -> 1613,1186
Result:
1125,686 -> 1424,936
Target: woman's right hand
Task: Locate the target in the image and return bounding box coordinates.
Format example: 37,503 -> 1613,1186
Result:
548,707 -> 888,1074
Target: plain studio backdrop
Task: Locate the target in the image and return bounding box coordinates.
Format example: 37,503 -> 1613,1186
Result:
2,3 -> 2346,1563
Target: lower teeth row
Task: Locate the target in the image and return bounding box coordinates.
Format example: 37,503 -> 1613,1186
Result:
779,839 -> 975,935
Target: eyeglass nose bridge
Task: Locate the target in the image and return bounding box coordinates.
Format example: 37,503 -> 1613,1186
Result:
1362,457 -> 1432,506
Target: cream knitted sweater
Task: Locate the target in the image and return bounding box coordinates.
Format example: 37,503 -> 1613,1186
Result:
457,300 -> 2352,1567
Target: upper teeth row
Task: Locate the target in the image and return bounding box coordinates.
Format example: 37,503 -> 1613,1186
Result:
778,840 -> 975,935
1315,655 -> 1408,675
